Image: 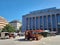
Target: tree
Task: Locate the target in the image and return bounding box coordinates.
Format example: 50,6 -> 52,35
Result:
2,24 -> 15,32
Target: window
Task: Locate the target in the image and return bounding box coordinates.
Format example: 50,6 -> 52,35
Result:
36,17 -> 39,30
52,15 -> 56,30
40,16 -> 43,29
56,14 -> 60,28
43,16 -> 47,29
33,17 -> 35,30
48,15 -> 51,28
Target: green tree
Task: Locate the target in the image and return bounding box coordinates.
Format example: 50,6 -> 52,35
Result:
2,24 -> 15,32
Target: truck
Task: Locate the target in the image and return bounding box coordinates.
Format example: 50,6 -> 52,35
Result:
1,32 -> 9,39
25,30 -> 44,40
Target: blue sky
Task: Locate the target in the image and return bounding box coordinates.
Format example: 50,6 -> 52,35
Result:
0,0 -> 60,22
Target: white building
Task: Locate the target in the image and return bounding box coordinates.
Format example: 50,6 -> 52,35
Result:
10,20 -> 22,31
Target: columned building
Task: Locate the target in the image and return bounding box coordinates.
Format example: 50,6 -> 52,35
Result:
22,7 -> 60,33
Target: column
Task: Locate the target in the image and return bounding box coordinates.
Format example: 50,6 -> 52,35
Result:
42,16 -> 44,30
31,17 -> 33,30
39,16 -> 40,30
25,17 -> 26,30
50,15 -> 53,31
40,16 -> 43,30
46,15 -> 48,30
35,17 -> 36,30
38,16 -> 40,30
30,17 -> 32,30
28,18 -> 30,30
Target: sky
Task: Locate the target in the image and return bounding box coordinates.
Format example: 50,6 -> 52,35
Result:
0,0 -> 60,22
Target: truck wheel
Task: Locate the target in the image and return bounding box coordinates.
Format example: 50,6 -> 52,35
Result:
32,38 -> 35,40
36,38 -> 38,40
27,38 -> 30,40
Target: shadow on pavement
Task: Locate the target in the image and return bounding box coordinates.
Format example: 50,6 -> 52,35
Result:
15,38 -> 32,41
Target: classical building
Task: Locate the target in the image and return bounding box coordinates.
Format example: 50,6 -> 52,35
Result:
22,7 -> 60,34
0,16 -> 8,30
10,20 -> 22,31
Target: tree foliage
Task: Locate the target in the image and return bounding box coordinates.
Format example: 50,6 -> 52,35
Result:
2,24 -> 15,32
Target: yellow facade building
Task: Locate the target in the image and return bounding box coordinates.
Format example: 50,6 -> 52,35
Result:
0,16 -> 8,30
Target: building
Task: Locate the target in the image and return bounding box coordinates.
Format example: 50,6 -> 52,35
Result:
10,20 -> 22,31
0,16 -> 8,30
22,7 -> 60,34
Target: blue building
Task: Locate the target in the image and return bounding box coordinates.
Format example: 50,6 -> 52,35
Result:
22,7 -> 60,34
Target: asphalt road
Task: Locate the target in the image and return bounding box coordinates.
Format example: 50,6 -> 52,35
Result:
0,35 -> 60,45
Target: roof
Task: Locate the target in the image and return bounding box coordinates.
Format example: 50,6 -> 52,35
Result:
30,7 -> 56,14
10,20 -> 22,23
23,7 -> 60,17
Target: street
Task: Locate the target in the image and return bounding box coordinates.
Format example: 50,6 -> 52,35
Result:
0,35 -> 60,45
